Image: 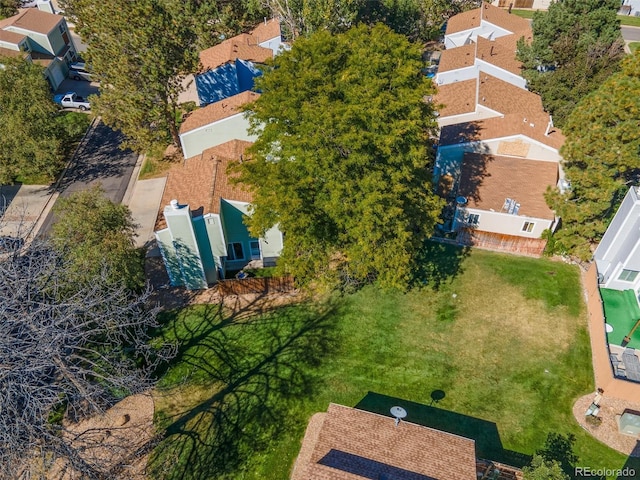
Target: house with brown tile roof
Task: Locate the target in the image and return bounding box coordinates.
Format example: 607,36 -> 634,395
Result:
434,73 -> 550,127
436,34 -> 528,89
195,18 -> 282,107
291,403 -> 478,480
154,140 -> 283,290
433,4 -> 565,255
453,153 -> 557,247
444,2 -> 531,49
179,91 -> 259,160
0,5 -> 77,89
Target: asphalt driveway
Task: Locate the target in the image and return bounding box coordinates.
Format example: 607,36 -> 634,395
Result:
39,120 -> 138,235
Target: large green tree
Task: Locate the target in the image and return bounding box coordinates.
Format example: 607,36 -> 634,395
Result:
0,56 -> 65,184
0,0 -> 20,19
546,50 -> 640,260
51,186 -> 144,290
517,0 -> 624,127
235,24 -> 444,289
62,0 -> 198,152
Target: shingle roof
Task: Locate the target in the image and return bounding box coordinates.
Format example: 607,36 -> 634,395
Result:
0,45 -> 27,58
438,35 -> 526,76
3,9 -> 62,34
439,113 -> 564,150
155,139 -> 253,230
475,35 -> 526,75
435,73 -> 548,122
446,2 -> 530,36
458,153 -> 557,219
438,43 -> 476,72
250,18 -> 281,44
179,91 -> 259,134
0,29 -> 25,44
434,79 -> 477,117
199,33 -> 273,71
479,2 -> 531,35
292,403 -> 477,480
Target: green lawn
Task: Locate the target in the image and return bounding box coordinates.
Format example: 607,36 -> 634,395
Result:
149,247 -> 626,479
511,9 -> 640,27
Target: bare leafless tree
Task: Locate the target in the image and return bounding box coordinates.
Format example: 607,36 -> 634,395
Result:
0,238 -> 174,479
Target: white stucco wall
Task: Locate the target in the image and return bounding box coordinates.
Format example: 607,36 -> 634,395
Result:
437,105 -> 502,128
595,187 -> 640,290
444,21 -> 513,50
179,114 -> 257,160
435,65 -> 477,86
454,207 -> 553,238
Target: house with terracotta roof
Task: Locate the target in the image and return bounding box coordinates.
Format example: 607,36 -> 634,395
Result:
179,91 -> 259,160
0,4 -> 77,89
154,140 -> 283,289
436,3 -> 531,89
291,403 -> 522,480
195,18 -> 282,106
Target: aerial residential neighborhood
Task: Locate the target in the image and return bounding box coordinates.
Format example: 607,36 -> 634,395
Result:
0,1 -> 639,479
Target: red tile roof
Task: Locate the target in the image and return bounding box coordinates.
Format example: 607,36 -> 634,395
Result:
155,140 -> 253,230
458,153 -> 558,219
179,91 -> 259,134
292,403 -> 477,480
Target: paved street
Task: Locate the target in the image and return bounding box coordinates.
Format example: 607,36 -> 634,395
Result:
38,121 -> 138,235
622,26 -> 640,42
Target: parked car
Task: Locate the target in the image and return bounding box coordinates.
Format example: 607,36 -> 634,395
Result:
53,91 -> 91,111
68,62 -> 94,82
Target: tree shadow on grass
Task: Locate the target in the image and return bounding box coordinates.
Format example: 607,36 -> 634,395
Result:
355,392 -> 531,469
410,240 -> 471,290
148,298 -> 341,480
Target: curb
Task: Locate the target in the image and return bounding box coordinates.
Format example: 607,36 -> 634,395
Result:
122,153 -> 145,207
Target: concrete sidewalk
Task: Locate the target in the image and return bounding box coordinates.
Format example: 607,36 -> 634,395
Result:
0,185 -> 55,239
125,177 -> 167,249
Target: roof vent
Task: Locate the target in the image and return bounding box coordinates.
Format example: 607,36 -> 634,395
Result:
170,199 -> 179,210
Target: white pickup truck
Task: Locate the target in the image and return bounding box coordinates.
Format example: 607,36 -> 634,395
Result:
53,92 -> 91,111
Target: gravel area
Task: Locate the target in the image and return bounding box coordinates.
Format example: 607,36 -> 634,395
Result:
573,393 -> 640,456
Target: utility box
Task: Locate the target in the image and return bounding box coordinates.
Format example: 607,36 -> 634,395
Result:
619,411 -> 640,436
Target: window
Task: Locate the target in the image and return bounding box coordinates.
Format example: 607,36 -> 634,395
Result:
619,269 -> 639,282
522,222 -> 535,233
226,242 -> 244,261
59,23 -> 66,33
250,240 -> 261,260
467,213 -> 480,225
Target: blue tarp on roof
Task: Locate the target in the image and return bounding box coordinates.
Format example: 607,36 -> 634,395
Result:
195,60 -> 262,106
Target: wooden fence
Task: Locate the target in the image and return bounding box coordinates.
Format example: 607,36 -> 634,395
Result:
218,276 -> 295,296
457,229 -> 547,257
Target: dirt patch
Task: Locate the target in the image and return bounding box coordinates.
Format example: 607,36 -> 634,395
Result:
52,393 -> 156,479
573,393 -> 640,456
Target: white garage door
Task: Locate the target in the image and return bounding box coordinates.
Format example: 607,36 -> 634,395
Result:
48,62 -> 66,90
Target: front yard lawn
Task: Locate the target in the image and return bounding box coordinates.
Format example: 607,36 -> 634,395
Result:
149,247 -> 625,479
